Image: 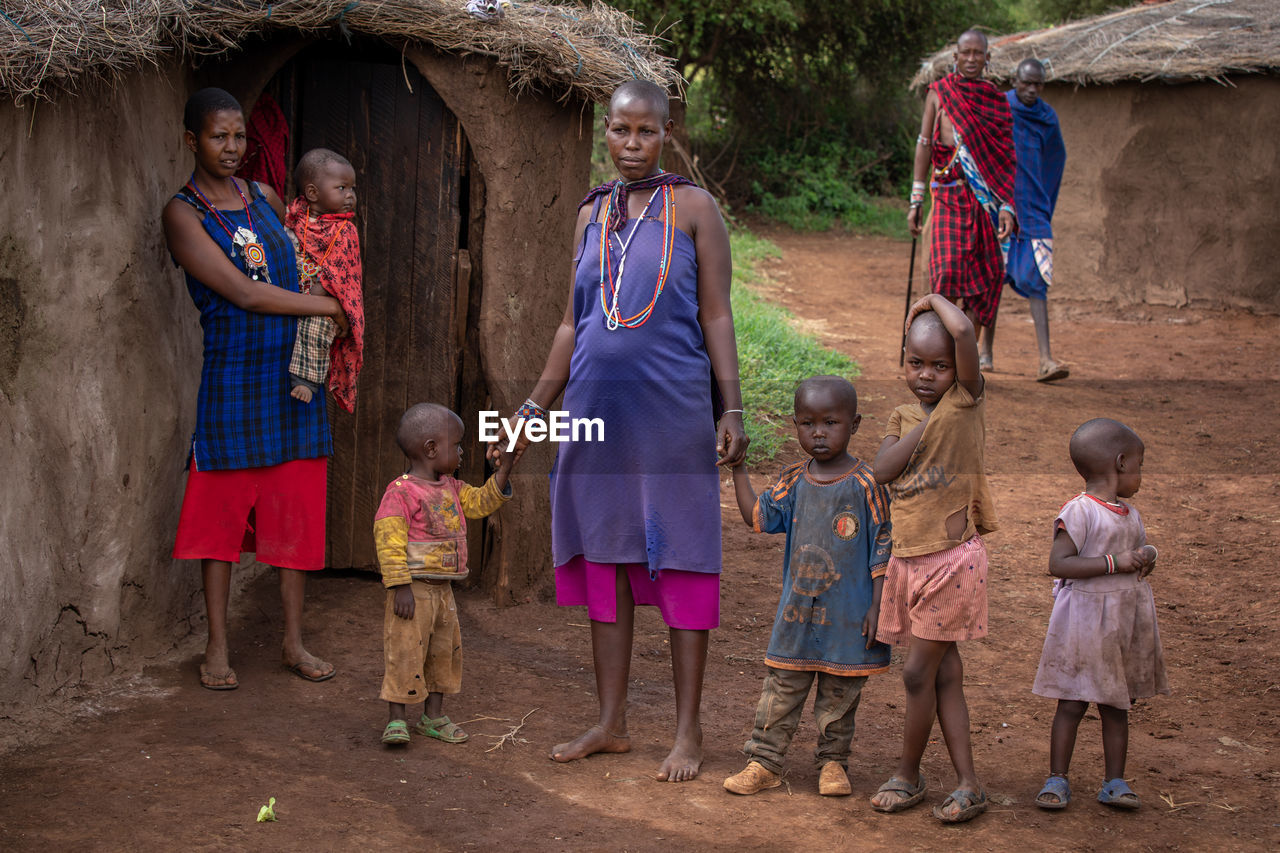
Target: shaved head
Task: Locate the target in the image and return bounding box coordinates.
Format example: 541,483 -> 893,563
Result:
905,310 -> 953,354
958,29 -> 989,51
609,79 -> 670,123
1017,57 -> 1046,80
295,147 -> 352,192
396,403 -> 459,455
795,375 -> 859,419
1069,418 -> 1143,478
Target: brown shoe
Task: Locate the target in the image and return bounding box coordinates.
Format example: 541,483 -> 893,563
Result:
723,761 -> 782,795
819,762 -> 852,796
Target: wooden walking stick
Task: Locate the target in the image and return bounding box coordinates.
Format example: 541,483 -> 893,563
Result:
899,236 -> 918,366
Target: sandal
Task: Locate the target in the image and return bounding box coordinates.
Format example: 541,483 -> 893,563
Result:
381,719 -> 411,745
1097,777 -> 1140,810
417,714 -> 468,743
1036,363 -> 1069,383
199,663 -> 238,691
870,772 -> 928,813
1036,774 -> 1071,809
933,788 -> 988,823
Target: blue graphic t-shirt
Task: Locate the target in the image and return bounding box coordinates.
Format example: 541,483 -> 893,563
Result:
753,458 -> 892,675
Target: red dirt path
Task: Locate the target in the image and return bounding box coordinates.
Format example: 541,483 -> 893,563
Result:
1,230 -> 1277,851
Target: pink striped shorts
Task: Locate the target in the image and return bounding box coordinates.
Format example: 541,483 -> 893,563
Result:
877,535 -> 988,644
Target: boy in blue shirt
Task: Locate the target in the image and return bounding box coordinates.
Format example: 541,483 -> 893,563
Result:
724,376 -> 892,797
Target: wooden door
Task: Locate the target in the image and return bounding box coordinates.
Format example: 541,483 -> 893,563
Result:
273,50 -> 467,568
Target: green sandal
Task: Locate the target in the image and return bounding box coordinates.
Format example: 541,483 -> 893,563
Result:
417,714 -> 469,743
381,719 -> 411,745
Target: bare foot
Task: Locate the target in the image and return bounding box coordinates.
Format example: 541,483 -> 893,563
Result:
290,385 -> 313,403
549,725 -> 630,763
655,728 -> 702,782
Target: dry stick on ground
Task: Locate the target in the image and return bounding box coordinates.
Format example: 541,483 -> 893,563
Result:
483,707 -> 540,753
1159,792 -> 1238,812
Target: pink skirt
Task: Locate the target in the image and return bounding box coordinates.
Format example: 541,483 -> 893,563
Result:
555,556 -> 719,630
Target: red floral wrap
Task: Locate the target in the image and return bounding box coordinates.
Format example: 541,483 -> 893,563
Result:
285,196 -> 365,412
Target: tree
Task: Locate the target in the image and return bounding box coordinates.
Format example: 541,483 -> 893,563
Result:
616,1 -> 1005,204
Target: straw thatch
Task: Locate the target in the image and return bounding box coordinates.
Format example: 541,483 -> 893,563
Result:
911,0 -> 1280,88
0,0 -> 679,104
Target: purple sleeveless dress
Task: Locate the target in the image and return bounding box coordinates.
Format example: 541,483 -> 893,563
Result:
550,194 -> 722,628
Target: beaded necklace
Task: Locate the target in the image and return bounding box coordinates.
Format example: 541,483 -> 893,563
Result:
598,182 -> 675,330
298,213 -> 349,293
185,174 -> 272,283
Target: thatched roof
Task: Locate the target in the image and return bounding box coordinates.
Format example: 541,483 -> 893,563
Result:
0,0 -> 679,105
912,0 -> 1280,88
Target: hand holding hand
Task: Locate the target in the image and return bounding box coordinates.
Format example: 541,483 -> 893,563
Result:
1139,544 -> 1158,578
715,412 -> 749,468
1112,549 -> 1146,574
393,585 -> 415,620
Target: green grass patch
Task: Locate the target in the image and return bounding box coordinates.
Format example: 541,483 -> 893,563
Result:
730,229 -> 859,462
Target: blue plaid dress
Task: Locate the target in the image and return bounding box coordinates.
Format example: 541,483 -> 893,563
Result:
175,180 -> 331,471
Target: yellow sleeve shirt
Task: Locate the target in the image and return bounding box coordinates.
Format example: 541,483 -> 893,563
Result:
372,473 -> 512,587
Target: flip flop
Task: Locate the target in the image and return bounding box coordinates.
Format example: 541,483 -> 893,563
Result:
417,714 -> 468,743
1036,363 -> 1070,382
1036,774 -> 1071,809
933,788 -> 988,823
1097,777 -> 1140,810
199,663 -> 238,691
870,772 -> 928,813
381,720 -> 411,745
283,659 -> 336,682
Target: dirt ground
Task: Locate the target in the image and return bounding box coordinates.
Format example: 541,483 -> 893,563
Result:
2,230 -> 1277,851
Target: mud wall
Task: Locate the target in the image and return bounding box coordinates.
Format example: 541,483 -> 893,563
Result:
0,70 -> 205,707
1048,76 -> 1280,312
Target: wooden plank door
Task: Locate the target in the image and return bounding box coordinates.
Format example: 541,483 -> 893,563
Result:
292,55 -> 465,568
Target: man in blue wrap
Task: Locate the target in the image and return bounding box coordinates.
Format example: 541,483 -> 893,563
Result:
999,58 -> 1069,382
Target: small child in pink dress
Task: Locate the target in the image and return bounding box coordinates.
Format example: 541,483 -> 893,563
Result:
1033,418 -> 1169,811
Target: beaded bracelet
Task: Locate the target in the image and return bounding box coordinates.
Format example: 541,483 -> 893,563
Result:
916,134 -> 931,148
1104,554 -> 1116,574
999,202 -> 1015,216
516,398 -> 547,422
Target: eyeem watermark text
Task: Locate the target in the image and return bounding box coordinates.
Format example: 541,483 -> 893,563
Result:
477,411 -> 605,452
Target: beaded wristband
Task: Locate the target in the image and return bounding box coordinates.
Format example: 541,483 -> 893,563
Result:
916,134 -> 931,147
516,398 -> 547,422
999,202 -> 1015,216
1104,554 -> 1116,574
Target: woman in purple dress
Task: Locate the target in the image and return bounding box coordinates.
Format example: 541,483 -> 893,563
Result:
503,80 -> 746,781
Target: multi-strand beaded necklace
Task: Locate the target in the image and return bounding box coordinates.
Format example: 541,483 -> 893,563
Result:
598,182 -> 675,330
185,175 -> 272,283
297,214 -> 349,294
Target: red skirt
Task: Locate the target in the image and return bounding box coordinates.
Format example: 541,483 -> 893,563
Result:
173,457 -> 327,570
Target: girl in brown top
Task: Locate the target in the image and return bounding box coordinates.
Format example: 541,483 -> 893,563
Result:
869,293 -> 998,823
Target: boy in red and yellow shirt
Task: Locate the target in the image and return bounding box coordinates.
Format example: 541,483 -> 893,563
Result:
373,403 -> 514,745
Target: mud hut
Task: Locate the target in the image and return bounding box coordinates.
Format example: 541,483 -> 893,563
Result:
912,0 -> 1280,312
0,0 -> 678,707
